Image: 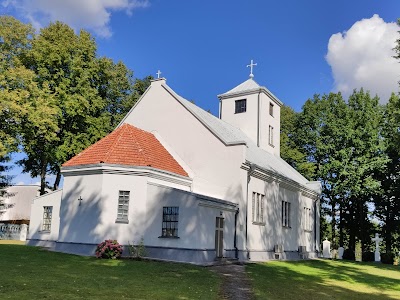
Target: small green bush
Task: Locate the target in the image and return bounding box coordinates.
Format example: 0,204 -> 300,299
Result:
381,252 -> 395,265
128,237 -> 147,259
362,251 -> 375,262
95,239 -> 123,259
342,249 -> 355,261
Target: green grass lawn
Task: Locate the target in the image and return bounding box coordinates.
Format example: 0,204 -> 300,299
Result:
247,259 -> 400,300
0,244 -> 220,300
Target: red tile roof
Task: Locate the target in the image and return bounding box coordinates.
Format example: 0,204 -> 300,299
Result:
62,124 -> 188,177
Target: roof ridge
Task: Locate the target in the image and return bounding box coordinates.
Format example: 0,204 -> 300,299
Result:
103,125 -> 125,162
129,124 -> 152,167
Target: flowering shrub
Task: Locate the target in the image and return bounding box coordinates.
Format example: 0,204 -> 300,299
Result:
95,239 -> 123,259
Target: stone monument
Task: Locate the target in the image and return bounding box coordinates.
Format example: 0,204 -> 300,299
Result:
323,239 -> 331,259
371,233 -> 383,262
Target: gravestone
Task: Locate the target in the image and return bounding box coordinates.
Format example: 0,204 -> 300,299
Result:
371,233 -> 383,262
323,239 -> 331,258
338,247 -> 344,260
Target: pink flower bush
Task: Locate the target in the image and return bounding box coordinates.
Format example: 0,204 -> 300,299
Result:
95,239 -> 123,259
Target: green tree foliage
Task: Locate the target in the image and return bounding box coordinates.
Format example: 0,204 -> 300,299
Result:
280,105 -> 315,180
375,93 -> 400,253
289,91 -> 386,250
0,16 -> 35,203
0,17 -> 151,194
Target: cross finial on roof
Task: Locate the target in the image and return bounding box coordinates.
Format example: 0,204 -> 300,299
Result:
156,70 -> 162,79
247,59 -> 257,78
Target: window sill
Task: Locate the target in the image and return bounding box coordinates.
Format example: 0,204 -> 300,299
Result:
158,236 -> 180,239
252,221 -> 265,226
268,143 -> 275,148
304,229 -> 312,233
282,226 -> 291,229
39,230 -> 51,234
115,219 -> 129,224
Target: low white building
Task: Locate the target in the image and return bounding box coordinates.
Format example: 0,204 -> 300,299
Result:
0,185 -> 40,223
27,73 -> 321,263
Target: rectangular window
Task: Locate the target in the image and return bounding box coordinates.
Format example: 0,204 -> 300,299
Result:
269,102 -> 274,116
42,206 -> 53,232
116,190 -> 130,223
235,99 -> 247,114
269,125 -> 274,146
304,207 -> 312,231
282,201 -> 291,228
252,192 -> 265,224
161,206 -> 179,237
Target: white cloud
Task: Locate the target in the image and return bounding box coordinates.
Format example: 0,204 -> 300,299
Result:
2,0 -> 149,37
326,14 -> 400,102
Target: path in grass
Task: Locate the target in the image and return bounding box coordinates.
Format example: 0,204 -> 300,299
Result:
247,259 -> 400,300
209,264 -> 254,300
0,244 -> 220,300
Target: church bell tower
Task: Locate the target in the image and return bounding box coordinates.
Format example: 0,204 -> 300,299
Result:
217,60 -> 283,156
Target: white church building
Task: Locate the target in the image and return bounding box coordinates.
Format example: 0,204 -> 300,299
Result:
27,68 -> 321,263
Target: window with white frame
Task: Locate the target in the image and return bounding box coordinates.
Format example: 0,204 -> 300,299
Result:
282,201 -> 291,227
304,207 -> 312,231
269,125 -> 274,146
161,206 -> 179,237
42,206 -> 53,231
252,192 -> 265,224
116,190 -> 130,223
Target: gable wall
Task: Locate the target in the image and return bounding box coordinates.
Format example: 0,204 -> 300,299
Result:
122,81 -> 245,202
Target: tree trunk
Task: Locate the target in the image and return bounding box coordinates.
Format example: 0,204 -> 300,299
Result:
331,200 -> 336,248
53,167 -> 61,190
348,201 -> 356,252
40,158 -> 47,195
339,205 -> 344,247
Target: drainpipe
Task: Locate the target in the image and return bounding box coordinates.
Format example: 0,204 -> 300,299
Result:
219,99 -> 222,119
245,163 -> 256,260
257,91 -> 261,147
234,208 -> 239,259
314,198 -> 318,254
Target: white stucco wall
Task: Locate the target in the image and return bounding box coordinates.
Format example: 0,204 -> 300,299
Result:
122,80 -> 245,201
145,183 -> 236,254
56,166 -> 236,258
0,185 -> 40,221
27,190 -> 62,242
220,93 -> 259,146
57,172 -> 104,244
259,93 -> 281,156
220,92 -> 281,156
244,174 -> 319,259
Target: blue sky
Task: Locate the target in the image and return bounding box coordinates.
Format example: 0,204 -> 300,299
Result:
1,0 -> 400,185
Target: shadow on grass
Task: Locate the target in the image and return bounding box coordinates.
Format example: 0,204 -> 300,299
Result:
0,245 -> 220,300
247,259 -> 400,300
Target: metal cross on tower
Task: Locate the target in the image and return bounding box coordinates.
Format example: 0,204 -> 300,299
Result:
156,70 -> 162,79
247,59 -> 257,78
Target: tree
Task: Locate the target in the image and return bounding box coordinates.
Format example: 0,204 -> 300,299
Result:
280,105 -> 315,180
374,93 -> 400,253
293,90 -> 386,251
0,16 -> 34,204
0,18 -> 152,194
